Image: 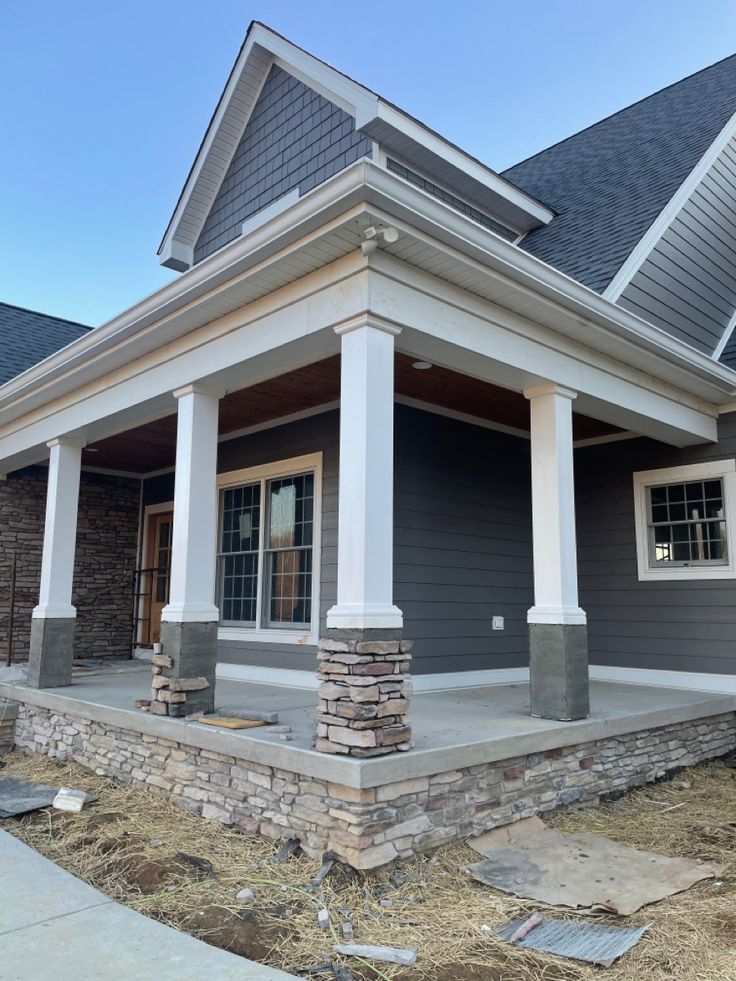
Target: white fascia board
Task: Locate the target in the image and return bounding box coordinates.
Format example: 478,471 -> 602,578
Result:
604,110 -> 736,303
712,306 -> 736,363
359,100 -> 554,231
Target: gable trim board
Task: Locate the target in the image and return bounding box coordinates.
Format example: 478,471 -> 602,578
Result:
158,22 -> 552,269
712,306 -> 736,362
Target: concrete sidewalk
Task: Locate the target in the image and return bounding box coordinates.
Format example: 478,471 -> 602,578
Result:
0,829 -> 297,981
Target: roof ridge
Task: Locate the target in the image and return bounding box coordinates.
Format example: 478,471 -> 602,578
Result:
0,300 -> 91,331
503,50 -> 736,174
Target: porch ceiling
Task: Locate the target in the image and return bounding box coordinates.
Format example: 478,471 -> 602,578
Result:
83,354 -> 622,475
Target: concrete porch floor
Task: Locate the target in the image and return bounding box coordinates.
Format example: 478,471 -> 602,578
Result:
2,662 -> 734,788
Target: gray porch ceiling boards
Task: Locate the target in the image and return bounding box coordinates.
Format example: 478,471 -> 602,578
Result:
82,353 -> 620,475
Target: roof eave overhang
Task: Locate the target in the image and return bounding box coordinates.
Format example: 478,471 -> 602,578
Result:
2,160 -> 735,431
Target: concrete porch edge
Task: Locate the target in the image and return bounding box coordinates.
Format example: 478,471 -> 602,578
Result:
2,678 -> 734,790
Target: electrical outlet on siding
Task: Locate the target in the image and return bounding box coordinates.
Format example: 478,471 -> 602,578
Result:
492,616 -> 504,631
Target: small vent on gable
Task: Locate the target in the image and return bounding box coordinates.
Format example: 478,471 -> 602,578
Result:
386,159 -> 518,241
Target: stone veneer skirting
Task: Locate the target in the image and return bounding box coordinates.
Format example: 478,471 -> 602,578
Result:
10,701 -> 736,869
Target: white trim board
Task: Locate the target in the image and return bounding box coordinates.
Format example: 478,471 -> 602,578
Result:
604,111 -> 736,303
712,306 -> 736,363
215,661 -> 736,696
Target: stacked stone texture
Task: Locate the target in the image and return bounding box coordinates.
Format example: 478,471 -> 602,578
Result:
0,466 -> 139,661
0,701 -> 17,754
148,654 -> 211,717
316,635 -> 413,756
13,699 -> 736,869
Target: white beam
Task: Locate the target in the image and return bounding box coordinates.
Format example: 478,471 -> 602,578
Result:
161,385 -> 222,623
33,439 -> 84,619
327,316 -> 403,630
525,384 -> 586,626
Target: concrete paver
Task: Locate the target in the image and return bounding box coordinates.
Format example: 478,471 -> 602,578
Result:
0,830 -> 297,981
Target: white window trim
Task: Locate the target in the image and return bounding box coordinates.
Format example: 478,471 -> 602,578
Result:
633,459 -> 736,581
216,453 -> 323,645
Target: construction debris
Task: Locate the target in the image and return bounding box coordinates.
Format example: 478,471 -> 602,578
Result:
194,716 -> 267,730
52,788 -> 88,812
333,944 -> 417,966
235,888 -> 255,901
340,921 -> 354,941
272,838 -> 301,863
496,915 -> 650,967
0,776 -> 95,818
308,856 -> 335,891
216,706 -> 280,724
317,908 -> 330,929
467,815 -> 719,914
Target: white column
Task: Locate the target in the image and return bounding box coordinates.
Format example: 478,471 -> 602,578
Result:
33,438 -> 84,620
524,384 -> 586,626
161,384 -> 222,623
326,316 -> 403,630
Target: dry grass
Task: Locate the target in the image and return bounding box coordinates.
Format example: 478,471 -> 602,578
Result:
2,752 -> 736,980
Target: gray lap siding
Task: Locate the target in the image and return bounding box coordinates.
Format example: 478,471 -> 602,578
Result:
141,405 -> 535,675
576,411 -> 736,675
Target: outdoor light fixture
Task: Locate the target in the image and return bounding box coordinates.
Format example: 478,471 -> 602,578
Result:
411,361 -> 433,370
361,224 -> 400,254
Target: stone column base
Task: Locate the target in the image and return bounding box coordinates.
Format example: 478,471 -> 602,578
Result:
27,617 -> 76,688
152,621 -> 218,717
316,629 -> 412,757
529,622 -> 589,721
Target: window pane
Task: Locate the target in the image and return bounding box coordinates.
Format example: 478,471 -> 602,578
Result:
648,477 -> 727,566
220,552 -> 258,623
267,474 -> 314,549
268,549 -> 312,625
221,484 -> 260,553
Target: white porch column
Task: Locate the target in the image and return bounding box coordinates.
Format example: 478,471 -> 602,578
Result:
319,316 -> 411,758
28,438 -> 84,688
161,384 -> 221,624
326,316 -> 403,630
524,384 -> 589,720
157,384 -> 222,717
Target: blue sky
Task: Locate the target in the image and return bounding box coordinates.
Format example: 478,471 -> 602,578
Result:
2,0 -> 736,326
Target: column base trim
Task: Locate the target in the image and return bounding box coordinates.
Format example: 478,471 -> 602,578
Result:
326,604 -> 403,630
160,603 -> 220,623
527,605 -> 587,626
32,604 -> 77,620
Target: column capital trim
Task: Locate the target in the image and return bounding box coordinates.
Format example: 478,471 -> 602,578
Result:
333,314 -> 402,338
326,603 -> 404,630
527,605 -> 587,626
46,437 -> 87,450
172,382 -> 226,400
523,383 -> 577,402
32,603 -> 77,620
161,603 -> 220,623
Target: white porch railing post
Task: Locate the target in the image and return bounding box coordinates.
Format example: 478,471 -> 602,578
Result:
318,315 -> 411,757
28,438 -> 85,688
156,384 -> 222,717
524,383 -> 589,720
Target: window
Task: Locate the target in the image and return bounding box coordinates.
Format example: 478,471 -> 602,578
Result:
633,460 -> 736,581
216,454 -> 321,641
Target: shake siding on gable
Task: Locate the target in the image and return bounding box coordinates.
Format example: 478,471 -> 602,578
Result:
193,65 -> 372,263
576,412 -> 736,676
617,136 -> 736,354
140,406 -> 534,675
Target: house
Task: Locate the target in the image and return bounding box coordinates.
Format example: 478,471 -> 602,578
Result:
3,24 -> 736,868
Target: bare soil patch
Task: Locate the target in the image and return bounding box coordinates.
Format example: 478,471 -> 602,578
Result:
2,752 -> 736,980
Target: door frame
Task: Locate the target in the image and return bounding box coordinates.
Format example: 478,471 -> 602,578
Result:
137,501 -> 174,645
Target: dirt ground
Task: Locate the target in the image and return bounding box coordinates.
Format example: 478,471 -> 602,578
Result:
2,752 -> 736,981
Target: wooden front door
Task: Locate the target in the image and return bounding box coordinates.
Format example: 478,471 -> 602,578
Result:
145,512 -> 173,644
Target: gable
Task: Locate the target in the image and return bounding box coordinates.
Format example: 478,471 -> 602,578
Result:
617,133 -> 736,354
193,64 -> 372,263
503,53 -> 736,293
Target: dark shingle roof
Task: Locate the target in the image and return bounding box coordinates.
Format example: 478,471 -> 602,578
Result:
502,54 -> 736,293
0,302 -> 91,386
